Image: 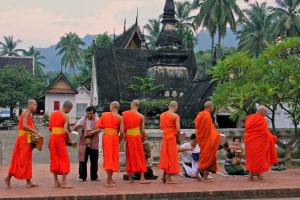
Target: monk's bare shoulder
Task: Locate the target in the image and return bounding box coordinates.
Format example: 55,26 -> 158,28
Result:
114,113 -> 123,121
138,112 -> 144,120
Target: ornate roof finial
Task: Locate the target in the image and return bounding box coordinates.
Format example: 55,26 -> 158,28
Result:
162,0 -> 177,24
123,18 -> 126,33
135,7 -> 138,26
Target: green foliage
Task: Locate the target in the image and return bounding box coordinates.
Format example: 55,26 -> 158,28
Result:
143,18 -> 161,49
95,32 -> 113,48
23,46 -> 46,68
0,35 -> 24,56
56,32 -> 85,74
128,77 -> 164,98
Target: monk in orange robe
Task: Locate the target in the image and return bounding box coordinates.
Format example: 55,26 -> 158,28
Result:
4,99 -> 43,189
244,105 -> 278,180
123,99 -> 149,184
49,101 -> 73,188
194,101 -> 221,180
159,101 -> 181,184
96,101 -> 124,187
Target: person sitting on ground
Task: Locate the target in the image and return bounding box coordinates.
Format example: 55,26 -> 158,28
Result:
224,137 -> 248,175
178,133 -> 201,178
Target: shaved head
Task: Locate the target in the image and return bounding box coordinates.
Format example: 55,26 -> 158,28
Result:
204,101 -> 214,109
63,101 -> 73,109
131,99 -> 140,108
257,105 -> 268,116
169,101 -> 178,108
27,99 -> 36,106
110,101 -> 120,110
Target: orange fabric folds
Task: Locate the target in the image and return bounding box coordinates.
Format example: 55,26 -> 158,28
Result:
48,111 -> 70,174
8,114 -> 33,180
244,113 -> 278,173
123,111 -> 147,174
97,112 -> 120,172
195,110 -> 220,173
158,112 -> 180,175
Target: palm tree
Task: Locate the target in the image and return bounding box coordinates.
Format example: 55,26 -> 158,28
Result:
23,46 -> 46,68
193,0 -> 246,61
0,36 -> 24,56
56,32 -> 85,74
143,18 -> 161,49
175,1 -> 197,49
237,2 -> 272,58
269,0 -> 300,39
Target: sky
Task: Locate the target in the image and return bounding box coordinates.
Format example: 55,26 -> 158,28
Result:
0,0 -> 276,49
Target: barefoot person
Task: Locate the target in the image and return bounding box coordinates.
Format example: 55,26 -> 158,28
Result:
194,101 -> 221,180
96,101 -> 124,187
48,101 -> 73,188
158,101 -> 181,184
74,106 -> 100,181
4,99 -> 43,189
244,106 -> 278,180
122,100 -> 149,184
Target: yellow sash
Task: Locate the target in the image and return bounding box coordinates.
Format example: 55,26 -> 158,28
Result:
127,127 -> 140,136
52,127 -> 64,134
18,130 -> 32,143
104,128 -> 118,135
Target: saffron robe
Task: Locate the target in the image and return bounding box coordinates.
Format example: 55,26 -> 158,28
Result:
158,112 -> 180,174
8,113 -> 34,179
48,111 -> 70,174
195,110 -> 220,173
97,112 -> 120,172
244,113 -> 278,173
123,110 -> 147,174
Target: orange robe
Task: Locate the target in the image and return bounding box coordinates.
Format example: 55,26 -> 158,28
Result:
195,110 -> 220,173
123,110 -> 147,174
8,113 -> 33,179
244,113 -> 278,173
97,112 -> 120,172
158,112 -> 180,174
48,111 -> 70,174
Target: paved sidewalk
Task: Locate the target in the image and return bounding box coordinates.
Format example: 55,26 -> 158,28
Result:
1,128 -> 300,200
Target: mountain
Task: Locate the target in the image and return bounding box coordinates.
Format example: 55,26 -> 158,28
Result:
194,28 -> 238,52
37,34 -> 96,72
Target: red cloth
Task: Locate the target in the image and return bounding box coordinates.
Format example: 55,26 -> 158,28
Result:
48,111 -> 70,174
195,110 -> 220,173
8,114 -> 33,179
123,110 -> 147,174
158,112 -> 180,174
244,113 -> 278,173
97,112 -> 120,172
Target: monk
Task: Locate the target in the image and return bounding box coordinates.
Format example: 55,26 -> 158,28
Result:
123,99 -> 149,184
4,99 -> 43,189
49,101 -> 73,188
244,105 -> 278,180
158,101 -> 181,184
194,101 -> 221,180
96,101 -> 124,187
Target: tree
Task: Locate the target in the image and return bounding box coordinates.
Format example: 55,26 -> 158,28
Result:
209,37 -> 300,163
23,46 -> 46,68
143,18 -> 162,49
0,36 -> 24,56
270,0 -> 300,39
95,32 -> 113,48
56,32 -> 85,74
175,1 -> 197,49
237,2 -> 272,57
0,66 -> 36,119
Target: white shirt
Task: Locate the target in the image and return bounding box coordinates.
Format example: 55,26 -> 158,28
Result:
180,143 -> 200,164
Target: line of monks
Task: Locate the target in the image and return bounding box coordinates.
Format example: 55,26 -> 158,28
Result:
3,99 -> 278,189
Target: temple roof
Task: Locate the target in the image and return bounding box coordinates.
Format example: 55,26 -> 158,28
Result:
0,56 -> 34,73
112,24 -> 143,49
44,72 -> 78,94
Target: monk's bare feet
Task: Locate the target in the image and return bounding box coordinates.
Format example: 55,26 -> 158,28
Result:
128,176 -> 134,183
4,177 -> 11,189
140,179 -> 150,184
26,182 -> 38,188
54,182 -> 61,188
161,178 -> 166,183
105,181 -> 116,187
60,182 -> 73,188
257,174 -> 264,180
166,179 -> 176,184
